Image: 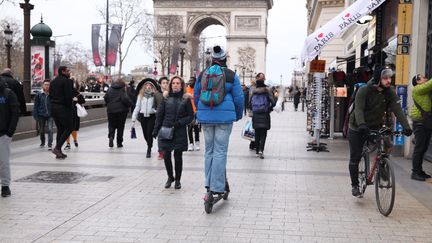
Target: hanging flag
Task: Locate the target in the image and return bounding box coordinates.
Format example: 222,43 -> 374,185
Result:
91,24 -> 103,66
107,24 -> 122,66
169,45 -> 180,74
301,0 -> 386,63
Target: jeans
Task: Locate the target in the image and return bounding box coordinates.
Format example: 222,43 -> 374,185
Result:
202,123 -> 233,193
348,128 -> 367,187
412,121 -> 432,174
255,128 -> 267,153
108,111 -> 128,145
0,135 -> 12,186
37,117 -> 53,146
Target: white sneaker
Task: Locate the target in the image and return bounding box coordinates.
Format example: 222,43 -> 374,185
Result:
188,143 -> 194,151
195,142 -> 200,151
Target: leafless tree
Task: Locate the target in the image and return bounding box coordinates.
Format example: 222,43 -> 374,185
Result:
57,42 -> 92,83
0,18 -> 24,79
152,15 -> 184,76
98,0 -> 152,78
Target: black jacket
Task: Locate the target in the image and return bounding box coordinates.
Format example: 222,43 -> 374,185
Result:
0,78 -> 20,137
153,91 -> 194,152
104,81 -> 132,114
49,74 -> 74,109
249,86 -> 275,130
0,73 -> 26,115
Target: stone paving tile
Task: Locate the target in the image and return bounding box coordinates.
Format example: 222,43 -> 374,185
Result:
1,105 -> 432,242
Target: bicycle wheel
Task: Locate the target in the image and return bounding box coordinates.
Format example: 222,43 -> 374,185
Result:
358,154 -> 368,195
375,157 -> 395,216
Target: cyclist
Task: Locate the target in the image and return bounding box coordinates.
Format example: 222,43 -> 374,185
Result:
348,66 -> 412,197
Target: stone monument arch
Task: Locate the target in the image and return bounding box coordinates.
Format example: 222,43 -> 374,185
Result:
153,0 -> 273,83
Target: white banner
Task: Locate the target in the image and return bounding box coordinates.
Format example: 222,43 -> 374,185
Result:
301,0 -> 386,63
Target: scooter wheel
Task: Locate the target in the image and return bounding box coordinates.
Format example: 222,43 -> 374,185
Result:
204,202 -> 213,214
223,191 -> 229,200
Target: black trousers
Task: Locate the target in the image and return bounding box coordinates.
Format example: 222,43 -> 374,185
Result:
348,128 -> 367,187
255,128 -> 268,153
108,111 -> 128,145
412,121 -> 432,174
51,105 -> 73,150
187,124 -> 200,144
139,114 -> 156,149
164,150 -> 183,181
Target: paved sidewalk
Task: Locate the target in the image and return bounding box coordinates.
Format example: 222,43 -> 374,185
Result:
1,104 -> 432,243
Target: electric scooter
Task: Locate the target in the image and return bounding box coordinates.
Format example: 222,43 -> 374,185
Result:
203,181 -> 230,214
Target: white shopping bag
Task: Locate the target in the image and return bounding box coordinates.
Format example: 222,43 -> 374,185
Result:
76,104 -> 88,118
241,119 -> 255,141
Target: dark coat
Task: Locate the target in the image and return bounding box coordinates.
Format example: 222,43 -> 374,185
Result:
49,74 -> 74,109
153,91 -> 194,152
250,86 -> 275,130
104,82 -> 132,114
0,73 -> 26,115
0,78 -> 20,137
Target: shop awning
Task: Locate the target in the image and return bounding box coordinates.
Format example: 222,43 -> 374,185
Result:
301,0 -> 386,63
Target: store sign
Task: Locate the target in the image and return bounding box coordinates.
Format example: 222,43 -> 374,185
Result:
395,2 -> 413,85
309,60 -> 326,73
301,0 -> 386,62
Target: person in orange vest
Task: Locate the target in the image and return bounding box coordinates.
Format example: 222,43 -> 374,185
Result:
186,77 -> 200,151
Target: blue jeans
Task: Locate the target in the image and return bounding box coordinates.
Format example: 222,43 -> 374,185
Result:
202,123 -> 233,193
38,117 -> 54,146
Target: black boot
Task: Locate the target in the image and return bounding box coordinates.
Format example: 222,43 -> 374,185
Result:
174,180 -> 181,189
109,137 -> 114,148
146,147 -> 151,158
165,178 -> 174,188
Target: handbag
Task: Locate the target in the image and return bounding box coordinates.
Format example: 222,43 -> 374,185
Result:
158,99 -> 183,140
76,103 -> 88,118
158,126 -> 174,140
130,126 -> 137,139
413,99 -> 432,129
241,118 -> 255,141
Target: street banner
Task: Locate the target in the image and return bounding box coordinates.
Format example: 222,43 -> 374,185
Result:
107,24 -> 122,66
301,0 -> 386,63
31,46 -> 45,94
91,24 -> 103,66
170,45 -> 180,74
394,86 -> 407,145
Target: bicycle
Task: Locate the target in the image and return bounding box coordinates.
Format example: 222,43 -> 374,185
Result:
358,127 -> 399,216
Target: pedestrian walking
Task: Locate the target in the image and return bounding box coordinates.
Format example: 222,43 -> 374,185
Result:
32,79 -> 53,150
249,73 -> 275,159
156,76 -> 170,160
104,79 -> 132,148
153,76 -> 194,189
132,78 -> 162,158
293,87 -> 301,111
127,79 -> 137,114
65,79 -> 85,150
410,73 -> 432,181
49,66 -> 74,159
0,68 -> 26,115
194,45 -> 244,195
186,77 -> 200,151
0,76 -> 20,197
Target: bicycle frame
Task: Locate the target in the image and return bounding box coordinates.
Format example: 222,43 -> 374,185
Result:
363,128 -> 393,184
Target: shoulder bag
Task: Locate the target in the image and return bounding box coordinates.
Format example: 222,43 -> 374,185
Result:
413,99 -> 432,129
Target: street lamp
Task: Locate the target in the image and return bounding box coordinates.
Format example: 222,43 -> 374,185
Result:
179,35 -> 187,78
4,24 -> 13,68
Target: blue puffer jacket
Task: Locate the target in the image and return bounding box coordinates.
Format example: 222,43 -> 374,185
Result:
194,66 -> 244,124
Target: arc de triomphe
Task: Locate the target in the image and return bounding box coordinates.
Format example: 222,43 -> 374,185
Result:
153,0 -> 273,83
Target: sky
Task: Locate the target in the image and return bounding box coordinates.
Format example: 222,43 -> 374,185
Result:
0,0 -> 307,85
